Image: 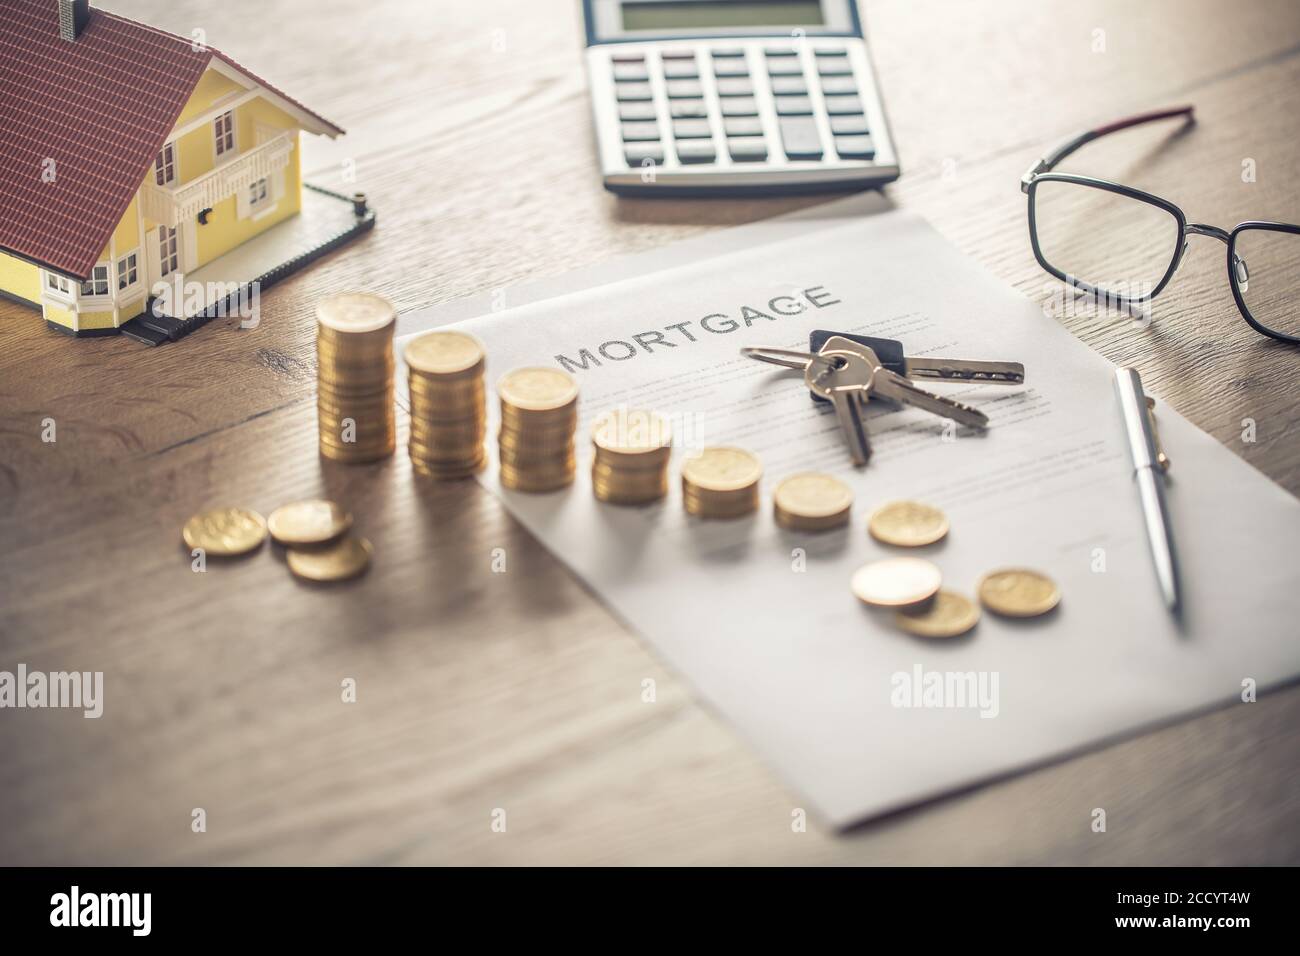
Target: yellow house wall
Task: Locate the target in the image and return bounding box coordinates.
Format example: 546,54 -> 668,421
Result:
44,304 -> 75,330
0,251 -> 42,306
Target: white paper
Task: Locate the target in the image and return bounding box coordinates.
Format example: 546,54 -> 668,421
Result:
396,196 -> 1300,827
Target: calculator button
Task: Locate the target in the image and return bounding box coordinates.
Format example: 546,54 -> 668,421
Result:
619,101 -> 658,121
663,59 -> 699,79
611,51 -> 646,63
834,135 -> 876,160
715,77 -> 754,96
829,114 -> 869,135
728,139 -> 768,162
613,61 -> 650,82
774,95 -> 814,116
665,79 -> 705,98
712,58 -> 750,77
670,98 -> 709,119
720,96 -> 759,116
778,117 -> 823,160
676,141 -> 717,164
661,49 -> 695,59
723,116 -> 764,137
621,121 -> 662,142
769,75 -> 808,95
818,75 -> 859,95
766,58 -> 804,76
817,59 -> 854,76
712,47 -> 745,57
824,95 -> 864,114
625,143 -> 664,166
615,82 -> 653,101
672,119 -> 713,139
814,47 -> 848,58
765,47 -> 797,57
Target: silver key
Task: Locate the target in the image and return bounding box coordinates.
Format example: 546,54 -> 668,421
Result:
805,352 -> 873,466
819,335 -> 1024,386
821,347 -> 990,429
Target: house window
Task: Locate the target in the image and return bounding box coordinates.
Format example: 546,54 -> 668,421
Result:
248,177 -> 271,213
159,225 -> 179,277
117,251 -> 139,290
45,273 -> 71,295
214,111 -> 235,157
80,264 -> 110,298
154,142 -> 176,186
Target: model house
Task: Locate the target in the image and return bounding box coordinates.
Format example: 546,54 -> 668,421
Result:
0,0 -> 348,338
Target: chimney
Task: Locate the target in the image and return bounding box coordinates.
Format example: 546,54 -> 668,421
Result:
57,0 -> 91,42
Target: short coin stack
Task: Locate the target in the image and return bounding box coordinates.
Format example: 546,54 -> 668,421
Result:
681,446 -> 762,519
773,472 -> 853,531
497,367 -> 579,492
404,330 -> 487,479
316,293 -> 396,464
591,408 -> 673,504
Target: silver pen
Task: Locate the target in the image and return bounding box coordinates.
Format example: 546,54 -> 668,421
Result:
1113,367 -> 1181,614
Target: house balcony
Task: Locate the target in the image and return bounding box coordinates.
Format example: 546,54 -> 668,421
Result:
138,130 -> 295,228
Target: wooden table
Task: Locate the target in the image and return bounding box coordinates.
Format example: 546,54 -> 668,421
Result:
2,0 -> 1297,865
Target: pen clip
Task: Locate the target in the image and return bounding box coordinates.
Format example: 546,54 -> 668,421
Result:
1144,396 -> 1171,473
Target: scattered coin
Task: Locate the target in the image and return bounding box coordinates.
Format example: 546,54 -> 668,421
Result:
851,557 -> 942,608
681,446 -> 762,518
286,536 -> 373,582
868,500 -> 949,547
267,499 -> 353,546
978,568 -> 1061,617
894,590 -> 981,638
773,472 -> 853,531
181,507 -> 267,557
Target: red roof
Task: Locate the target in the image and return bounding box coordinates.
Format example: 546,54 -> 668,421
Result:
0,0 -> 344,280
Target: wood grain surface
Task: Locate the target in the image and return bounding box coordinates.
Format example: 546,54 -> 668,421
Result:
1,0 -> 1297,865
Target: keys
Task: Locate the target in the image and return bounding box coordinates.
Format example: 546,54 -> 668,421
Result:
813,332 -> 1025,385
821,348 -> 990,429
805,353 -> 873,466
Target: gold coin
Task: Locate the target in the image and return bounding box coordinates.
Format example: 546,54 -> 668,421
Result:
680,446 -> 761,492
267,499 -> 353,546
591,408 -> 672,456
286,535 -> 373,582
773,472 -> 853,529
868,500 -> 950,547
850,557 -> 942,608
315,293 -> 395,335
978,568 -> 1061,617
497,367 -> 578,412
894,590 -> 981,638
181,507 -> 267,556
403,330 -> 485,377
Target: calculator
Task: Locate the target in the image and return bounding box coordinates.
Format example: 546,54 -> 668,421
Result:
583,0 -> 900,195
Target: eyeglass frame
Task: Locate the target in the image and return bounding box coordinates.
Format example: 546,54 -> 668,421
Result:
1021,105 -> 1300,345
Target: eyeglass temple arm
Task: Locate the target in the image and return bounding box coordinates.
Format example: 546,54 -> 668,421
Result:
1020,105 -> 1195,192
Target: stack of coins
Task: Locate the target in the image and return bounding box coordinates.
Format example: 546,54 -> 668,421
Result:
404,330 -> 487,479
773,472 -> 853,531
591,408 -> 673,504
681,446 -> 761,519
497,367 -> 579,492
316,293 -> 396,463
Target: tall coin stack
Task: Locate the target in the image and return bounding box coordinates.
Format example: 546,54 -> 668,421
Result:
404,330 -> 487,479
497,367 -> 578,492
316,293 -> 396,464
591,408 -> 673,504
680,446 -> 762,519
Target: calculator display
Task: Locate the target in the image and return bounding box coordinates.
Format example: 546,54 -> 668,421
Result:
621,2 -> 826,32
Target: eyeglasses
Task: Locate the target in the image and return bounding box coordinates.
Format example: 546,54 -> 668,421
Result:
1022,105 -> 1300,344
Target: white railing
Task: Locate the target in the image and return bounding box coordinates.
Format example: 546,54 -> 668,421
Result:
138,131 -> 295,228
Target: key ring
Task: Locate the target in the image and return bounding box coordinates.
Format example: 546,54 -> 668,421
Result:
740,346 -> 817,370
